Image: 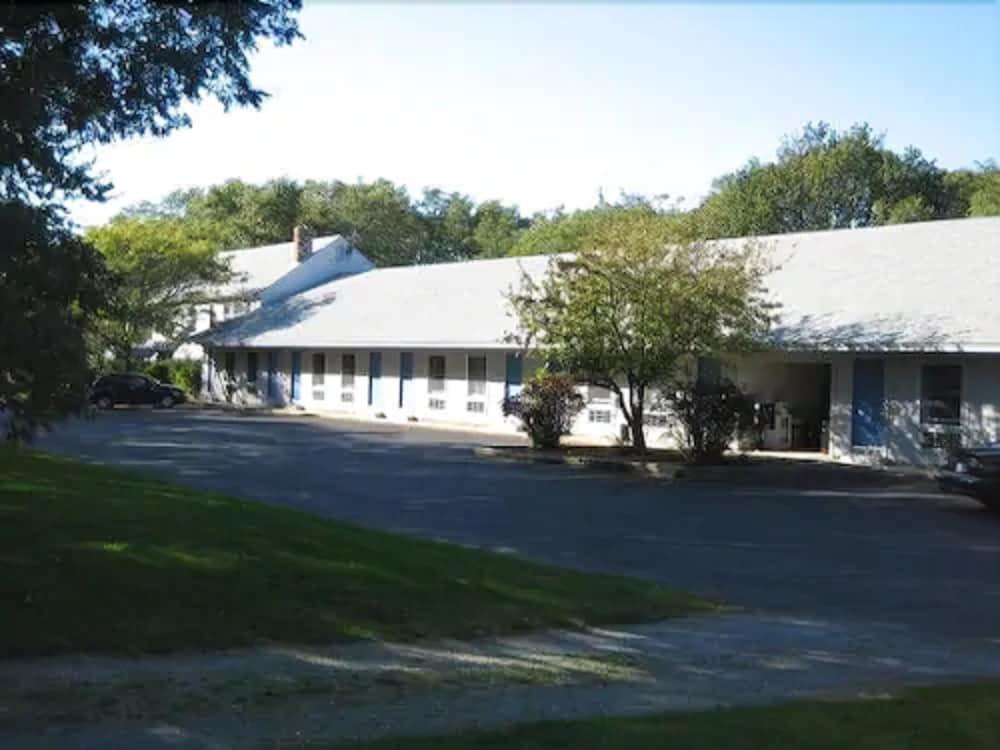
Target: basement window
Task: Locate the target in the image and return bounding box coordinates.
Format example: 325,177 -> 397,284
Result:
921,365 -> 962,425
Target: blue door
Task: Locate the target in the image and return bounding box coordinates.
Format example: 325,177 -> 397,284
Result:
267,351 -> 277,401
399,352 -> 413,408
291,351 -> 301,402
505,353 -> 523,400
368,352 -> 382,406
852,359 -> 885,447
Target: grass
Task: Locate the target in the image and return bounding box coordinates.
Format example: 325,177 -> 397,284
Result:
0,447 -> 709,657
337,683 -> 1000,749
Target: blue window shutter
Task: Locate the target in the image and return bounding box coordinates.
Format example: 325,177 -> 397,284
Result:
291,351 -> 301,401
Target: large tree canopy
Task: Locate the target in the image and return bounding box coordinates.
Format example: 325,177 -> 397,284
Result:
692,123 -> 960,238
86,217 -> 231,369
1,0 -> 302,437
127,178 -> 528,266
1,0 -> 301,203
0,203 -> 110,438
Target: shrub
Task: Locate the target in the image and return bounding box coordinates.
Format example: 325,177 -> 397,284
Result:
667,379 -> 753,464
145,361 -> 171,383
502,371 -> 584,449
145,359 -> 202,397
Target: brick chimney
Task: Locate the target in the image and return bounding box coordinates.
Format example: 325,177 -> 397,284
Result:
292,225 -> 313,262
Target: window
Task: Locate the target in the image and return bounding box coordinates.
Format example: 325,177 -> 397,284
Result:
467,356 -> 487,396
341,392 -> 354,403
429,355 -> 446,393
312,353 -> 326,386
467,401 -> 486,414
588,384 -> 611,404
312,390 -> 325,401
697,356 -> 722,386
588,409 -> 612,424
644,413 -> 669,428
224,352 -> 236,378
246,352 -> 258,384
921,365 -> 962,425
341,354 -> 356,388
429,398 -> 446,411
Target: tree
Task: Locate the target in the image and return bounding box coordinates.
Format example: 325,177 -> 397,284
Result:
1,1 -> 301,435
418,189 -> 478,262
510,205 -> 637,257
878,194 -> 934,225
179,178 -> 305,249
0,204 -> 111,438
86,217 -> 231,369
326,180 -> 430,266
694,122 -> 952,237
472,200 -> 525,258
968,171 -> 1000,217
510,210 -> 771,453
943,162 -> 1000,218
1,1 -> 301,204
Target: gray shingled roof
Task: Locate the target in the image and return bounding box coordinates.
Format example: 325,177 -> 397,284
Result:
212,235 -> 344,299
198,217 -> 1000,353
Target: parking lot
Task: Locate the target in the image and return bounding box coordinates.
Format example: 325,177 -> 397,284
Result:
38,408 -> 1000,640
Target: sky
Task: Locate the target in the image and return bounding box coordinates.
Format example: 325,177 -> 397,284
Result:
69,1 -> 1000,227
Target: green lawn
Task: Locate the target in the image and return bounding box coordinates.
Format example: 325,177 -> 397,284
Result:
340,683 -> 1000,750
0,447 -> 710,658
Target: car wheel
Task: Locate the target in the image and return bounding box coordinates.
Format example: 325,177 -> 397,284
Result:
159,394 -> 175,409
96,396 -> 113,410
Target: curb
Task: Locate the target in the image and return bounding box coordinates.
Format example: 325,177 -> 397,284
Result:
470,447 -> 943,490
473,446 -> 683,479
179,402 -> 314,418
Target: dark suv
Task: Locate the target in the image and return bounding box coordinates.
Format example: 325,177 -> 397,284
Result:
90,373 -> 186,409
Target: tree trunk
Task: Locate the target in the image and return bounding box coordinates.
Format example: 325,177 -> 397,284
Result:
629,413 -> 647,454
615,381 -> 647,455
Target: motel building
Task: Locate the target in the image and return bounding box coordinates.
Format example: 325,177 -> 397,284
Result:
195,217 -> 1000,467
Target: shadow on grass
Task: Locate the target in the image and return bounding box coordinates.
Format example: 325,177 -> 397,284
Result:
0,447 -> 710,658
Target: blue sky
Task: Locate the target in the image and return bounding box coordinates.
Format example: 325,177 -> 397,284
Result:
70,1 -> 999,227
